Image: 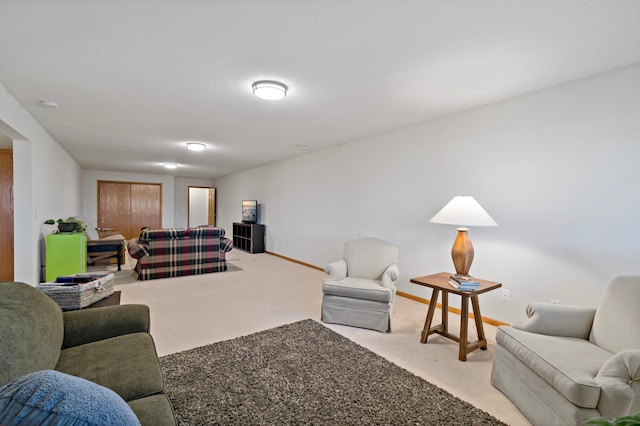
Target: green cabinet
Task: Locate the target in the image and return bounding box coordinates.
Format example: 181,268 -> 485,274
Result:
45,234 -> 87,282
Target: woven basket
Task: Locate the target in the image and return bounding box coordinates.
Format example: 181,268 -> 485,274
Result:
37,274 -> 114,310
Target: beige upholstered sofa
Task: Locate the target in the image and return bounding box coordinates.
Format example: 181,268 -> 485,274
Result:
491,276 -> 640,425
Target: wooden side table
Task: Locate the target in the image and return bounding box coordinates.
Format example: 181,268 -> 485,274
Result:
410,272 -> 501,361
86,291 -> 121,308
87,238 -> 125,271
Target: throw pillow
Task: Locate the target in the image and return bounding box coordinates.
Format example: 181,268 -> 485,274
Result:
0,370 -> 140,426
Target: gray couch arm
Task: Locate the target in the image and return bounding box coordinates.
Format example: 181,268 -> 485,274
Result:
62,304 -> 150,349
325,259 -> 347,281
513,303 -> 597,339
596,349 -> 640,419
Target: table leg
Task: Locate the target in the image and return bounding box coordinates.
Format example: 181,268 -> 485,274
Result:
471,295 -> 487,350
117,248 -> 122,271
441,290 -> 448,334
420,288 -> 440,343
459,295 -> 470,361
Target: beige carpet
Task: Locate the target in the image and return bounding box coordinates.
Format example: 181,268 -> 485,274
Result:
94,250 -> 530,425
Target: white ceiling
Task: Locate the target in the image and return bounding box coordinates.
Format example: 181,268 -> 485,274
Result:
1,1 -> 639,178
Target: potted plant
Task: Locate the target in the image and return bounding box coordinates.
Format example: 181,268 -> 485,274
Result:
585,414 -> 640,425
44,218 -> 87,234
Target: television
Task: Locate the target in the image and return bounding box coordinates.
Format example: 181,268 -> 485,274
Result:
242,200 -> 258,224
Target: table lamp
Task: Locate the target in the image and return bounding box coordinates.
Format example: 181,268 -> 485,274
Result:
430,196 -> 497,276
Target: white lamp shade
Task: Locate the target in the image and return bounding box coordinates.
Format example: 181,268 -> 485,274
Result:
430,196 -> 497,227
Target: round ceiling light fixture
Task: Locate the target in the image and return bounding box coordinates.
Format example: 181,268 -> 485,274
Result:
252,80 -> 288,100
39,100 -> 59,109
186,142 -> 206,151
163,163 -> 178,169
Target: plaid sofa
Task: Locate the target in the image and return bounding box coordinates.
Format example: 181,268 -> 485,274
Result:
127,227 -> 233,280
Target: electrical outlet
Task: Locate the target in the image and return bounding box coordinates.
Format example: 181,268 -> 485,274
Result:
501,289 -> 510,301
551,299 -> 560,304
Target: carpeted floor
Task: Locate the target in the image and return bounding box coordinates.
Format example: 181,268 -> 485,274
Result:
160,319 -> 507,425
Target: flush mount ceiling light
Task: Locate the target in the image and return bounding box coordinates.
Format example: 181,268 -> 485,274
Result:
39,100 -> 59,109
252,80 -> 288,100
186,142 -> 206,151
163,163 -> 178,169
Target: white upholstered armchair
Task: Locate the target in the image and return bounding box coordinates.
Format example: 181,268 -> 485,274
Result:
321,238 -> 399,332
491,276 -> 640,425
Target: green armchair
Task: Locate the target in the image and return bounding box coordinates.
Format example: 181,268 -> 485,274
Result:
0,281 -> 176,425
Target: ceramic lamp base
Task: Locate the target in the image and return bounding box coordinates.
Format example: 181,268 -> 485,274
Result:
451,228 -> 474,276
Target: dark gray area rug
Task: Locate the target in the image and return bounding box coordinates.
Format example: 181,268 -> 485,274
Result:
160,319 -> 506,425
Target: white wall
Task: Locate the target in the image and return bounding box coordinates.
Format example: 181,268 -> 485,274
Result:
81,170 -> 175,229
214,64 -> 640,324
0,83 -> 82,284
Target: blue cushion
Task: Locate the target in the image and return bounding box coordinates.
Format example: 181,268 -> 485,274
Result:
0,370 -> 140,426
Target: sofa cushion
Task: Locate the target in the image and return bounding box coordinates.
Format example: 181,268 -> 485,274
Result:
0,282 -> 64,387
343,238 -> 398,280
55,333 -> 165,402
139,228 -> 187,241
497,326 -> 613,408
590,276 -> 640,354
0,370 -> 140,425
323,277 -> 393,302
322,293 -> 391,311
187,227 -> 225,238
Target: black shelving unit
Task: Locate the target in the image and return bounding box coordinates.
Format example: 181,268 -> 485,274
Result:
232,222 -> 265,253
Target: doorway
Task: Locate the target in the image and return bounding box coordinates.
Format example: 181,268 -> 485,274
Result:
0,148 -> 13,281
188,187 -> 216,228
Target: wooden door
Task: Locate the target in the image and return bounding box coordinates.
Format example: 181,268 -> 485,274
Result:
131,183 -> 162,234
98,181 -> 132,238
208,188 -> 216,226
0,149 -> 14,281
98,181 -> 162,240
